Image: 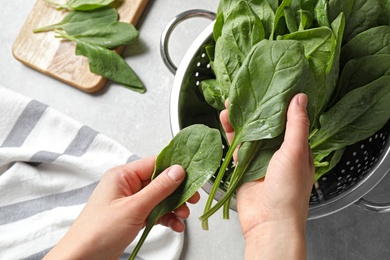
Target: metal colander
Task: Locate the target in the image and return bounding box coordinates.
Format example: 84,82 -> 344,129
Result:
161,10 -> 390,219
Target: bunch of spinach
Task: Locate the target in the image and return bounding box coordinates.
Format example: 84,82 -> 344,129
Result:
198,0 -> 390,227
34,1 -> 146,93
128,124 -> 223,260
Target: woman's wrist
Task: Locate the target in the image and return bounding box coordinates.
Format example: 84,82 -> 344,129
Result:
243,218 -> 307,260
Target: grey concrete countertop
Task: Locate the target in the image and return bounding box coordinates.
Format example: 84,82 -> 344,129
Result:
1,0 -> 390,259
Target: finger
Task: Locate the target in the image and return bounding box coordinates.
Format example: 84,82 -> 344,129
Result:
158,213 -> 185,232
173,203 -> 190,219
220,109 -> 235,144
136,165 -> 186,212
187,191 -> 200,204
113,156 -> 157,182
282,93 -> 310,154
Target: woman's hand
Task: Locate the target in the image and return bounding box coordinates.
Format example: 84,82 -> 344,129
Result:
44,156 -> 200,260
220,93 -> 314,259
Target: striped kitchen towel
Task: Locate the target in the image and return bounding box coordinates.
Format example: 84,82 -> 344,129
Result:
0,86 -> 184,260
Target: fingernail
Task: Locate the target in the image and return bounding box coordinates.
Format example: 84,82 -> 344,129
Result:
297,94 -> 308,109
167,165 -> 185,182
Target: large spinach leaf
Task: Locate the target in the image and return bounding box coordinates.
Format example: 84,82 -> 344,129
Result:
341,26 -> 390,66
128,124 -> 222,260
213,1 -> 266,101
335,54 -> 390,101
328,0 -> 382,42
228,40 -> 309,143
202,39 -> 312,227
217,0 -> 275,37
310,76 -> 390,153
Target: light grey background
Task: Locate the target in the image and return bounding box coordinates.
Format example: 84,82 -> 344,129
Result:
1,0 -> 390,259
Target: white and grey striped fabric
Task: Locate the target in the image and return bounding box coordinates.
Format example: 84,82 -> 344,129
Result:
0,86 -> 184,260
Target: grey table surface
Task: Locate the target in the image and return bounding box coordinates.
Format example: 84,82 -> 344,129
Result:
1,0 -> 390,259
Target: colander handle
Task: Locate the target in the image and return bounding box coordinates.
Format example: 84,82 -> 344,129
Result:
355,198 -> 390,213
160,9 -> 216,74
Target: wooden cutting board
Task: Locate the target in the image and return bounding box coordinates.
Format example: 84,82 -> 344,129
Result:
12,0 -> 149,93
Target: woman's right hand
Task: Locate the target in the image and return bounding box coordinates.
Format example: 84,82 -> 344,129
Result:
220,93 -> 315,259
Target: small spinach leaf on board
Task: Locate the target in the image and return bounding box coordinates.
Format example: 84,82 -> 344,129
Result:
33,7 -> 118,35
45,0 -> 116,11
73,39 -> 145,92
129,124 -> 223,260
310,76 -> 390,153
69,22 -> 139,49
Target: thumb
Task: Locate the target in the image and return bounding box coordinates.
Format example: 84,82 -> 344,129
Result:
282,93 -> 310,152
137,165 -> 186,212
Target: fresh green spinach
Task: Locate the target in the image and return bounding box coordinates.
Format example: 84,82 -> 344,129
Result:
128,124 -> 223,260
197,0 -> 390,224
202,39 -> 312,227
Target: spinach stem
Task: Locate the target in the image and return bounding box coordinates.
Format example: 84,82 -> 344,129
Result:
128,223 -> 154,260
43,0 -> 68,10
199,165 -> 244,221
33,25 -> 58,33
201,135 -> 240,229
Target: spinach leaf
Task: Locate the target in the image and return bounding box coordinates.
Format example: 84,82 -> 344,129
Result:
129,124 -> 223,260
278,26 -> 336,121
314,148 -> 345,181
228,40 -> 309,143
33,7 -> 118,34
378,0 -> 390,25
314,0 -> 330,27
284,6 -> 298,33
341,26 -> 390,67
335,54 -> 390,101
44,0 -> 116,11
200,79 -> 226,111
68,22 -> 139,49
289,0 -> 318,29
73,39 -> 145,92
213,0 -> 266,101
217,0 -> 275,38
270,0 -> 292,39
328,0 -> 382,42
202,39 -> 311,227
310,76 -> 390,153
